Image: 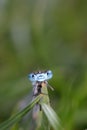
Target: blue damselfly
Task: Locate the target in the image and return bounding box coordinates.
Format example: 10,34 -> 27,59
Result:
28,70 -> 53,129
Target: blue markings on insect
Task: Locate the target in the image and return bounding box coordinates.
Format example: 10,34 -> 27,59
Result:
28,70 -> 53,82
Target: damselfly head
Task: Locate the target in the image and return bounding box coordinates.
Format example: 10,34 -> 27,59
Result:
28,70 -> 53,82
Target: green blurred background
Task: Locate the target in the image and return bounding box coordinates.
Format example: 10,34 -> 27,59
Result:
0,0 -> 87,130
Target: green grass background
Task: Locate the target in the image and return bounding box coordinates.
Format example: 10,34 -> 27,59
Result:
0,0 -> 87,130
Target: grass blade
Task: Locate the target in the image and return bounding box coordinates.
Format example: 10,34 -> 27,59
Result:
42,103 -> 61,130
0,95 -> 41,130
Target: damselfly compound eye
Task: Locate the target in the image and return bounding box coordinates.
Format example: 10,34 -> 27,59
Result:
46,70 -> 53,80
28,73 -> 36,82
29,73 -> 34,78
47,70 -> 52,75
31,74 -> 34,78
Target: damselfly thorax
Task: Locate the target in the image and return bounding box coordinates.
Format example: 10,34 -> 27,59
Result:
32,81 -> 47,97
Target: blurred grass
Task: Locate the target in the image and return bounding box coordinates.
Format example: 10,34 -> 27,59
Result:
0,95 -> 41,130
0,0 -> 87,130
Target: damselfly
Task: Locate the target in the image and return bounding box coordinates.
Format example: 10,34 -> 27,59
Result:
28,70 -> 53,96
28,70 -> 53,129
9,70 -> 57,130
